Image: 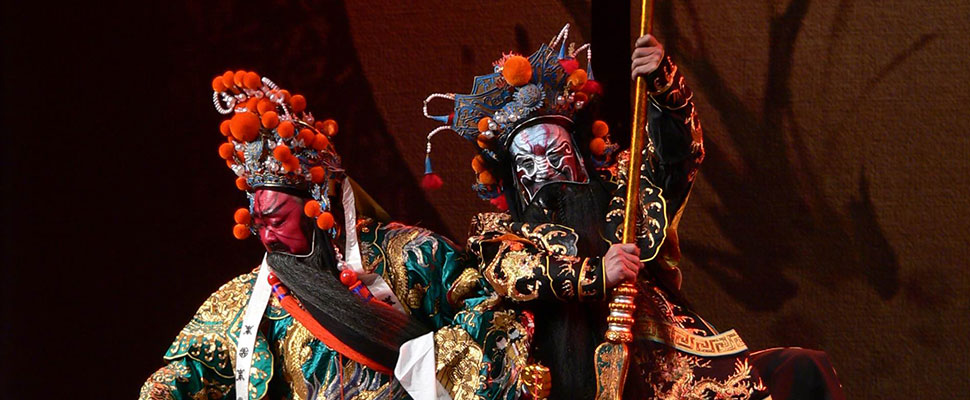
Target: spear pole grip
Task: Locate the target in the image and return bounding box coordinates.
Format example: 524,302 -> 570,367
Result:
606,0 -> 653,345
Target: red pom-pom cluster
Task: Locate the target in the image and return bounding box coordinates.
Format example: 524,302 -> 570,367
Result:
470,153 -> 500,189
231,207 -> 252,240
213,71 -> 345,187
588,119 -> 617,160
302,199 -> 335,231
212,70 -> 347,240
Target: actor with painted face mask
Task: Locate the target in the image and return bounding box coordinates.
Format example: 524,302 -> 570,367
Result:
140,71 -> 529,400
421,25 -> 843,400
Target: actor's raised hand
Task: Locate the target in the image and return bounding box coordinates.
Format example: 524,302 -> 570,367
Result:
631,34 -> 664,80
605,243 -> 642,288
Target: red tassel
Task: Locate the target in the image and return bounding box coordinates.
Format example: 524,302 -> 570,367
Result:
559,59 -> 580,74
489,194 -> 508,211
422,173 -> 443,190
580,80 -> 603,96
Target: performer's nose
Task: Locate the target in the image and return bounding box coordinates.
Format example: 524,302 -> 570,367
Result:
537,158 -> 555,179
261,229 -> 278,248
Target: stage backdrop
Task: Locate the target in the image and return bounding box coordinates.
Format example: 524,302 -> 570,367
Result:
1,0 -> 967,398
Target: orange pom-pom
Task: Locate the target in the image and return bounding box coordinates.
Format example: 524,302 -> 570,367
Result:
230,112 -> 260,142
233,70 -> 247,86
282,156 -> 300,173
280,90 -> 291,102
233,224 -> 251,239
212,76 -> 227,92
590,137 -> 607,156
316,212 -> 335,230
567,69 -> 588,90
502,55 -> 533,86
290,94 -> 306,113
257,99 -> 276,114
221,70 -> 235,88
277,121 -> 295,138
273,144 -> 291,161
219,119 -> 232,136
320,119 -> 338,136
218,142 -> 235,160
477,134 -> 492,149
243,97 -> 259,112
243,71 -> 261,89
477,117 -> 492,133
233,208 -> 251,224
309,166 -> 326,183
304,200 -> 322,217
294,129 -> 312,147
478,170 -> 497,185
226,159 -> 234,168
261,111 -> 279,129
312,133 -> 329,150
471,155 -> 487,173
235,176 -> 250,191
592,120 -> 609,138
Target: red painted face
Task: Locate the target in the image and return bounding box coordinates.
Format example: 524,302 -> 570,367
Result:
252,189 -> 312,255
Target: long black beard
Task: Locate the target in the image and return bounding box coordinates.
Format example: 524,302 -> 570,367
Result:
510,181 -> 610,399
267,228 -> 430,372
517,181 -> 612,255
511,180 -> 685,399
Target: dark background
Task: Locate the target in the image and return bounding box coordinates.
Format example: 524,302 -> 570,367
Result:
2,1 -> 968,398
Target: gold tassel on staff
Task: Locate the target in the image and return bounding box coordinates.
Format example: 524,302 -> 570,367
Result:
593,0 -> 654,399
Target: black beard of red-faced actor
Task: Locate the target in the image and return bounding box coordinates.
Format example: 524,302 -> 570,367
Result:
256,186 -> 430,373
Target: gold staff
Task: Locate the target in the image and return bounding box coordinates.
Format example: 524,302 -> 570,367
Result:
593,1 -> 654,398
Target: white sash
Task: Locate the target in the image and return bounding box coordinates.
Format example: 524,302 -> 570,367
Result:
339,177 -> 405,313
396,332 -> 452,400
234,256 -> 272,400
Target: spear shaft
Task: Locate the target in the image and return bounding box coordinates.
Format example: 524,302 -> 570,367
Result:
593,1 -> 653,398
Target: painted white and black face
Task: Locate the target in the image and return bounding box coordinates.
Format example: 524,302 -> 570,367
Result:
510,123 -> 589,204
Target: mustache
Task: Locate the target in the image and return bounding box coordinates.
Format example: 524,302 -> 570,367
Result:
267,242 -> 292,252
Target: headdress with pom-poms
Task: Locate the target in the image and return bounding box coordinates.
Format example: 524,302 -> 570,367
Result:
420,24 -> 619,210
211,70 -> 343,239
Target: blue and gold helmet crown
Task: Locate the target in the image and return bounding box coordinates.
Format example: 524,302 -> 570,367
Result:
420,24 -> 612,209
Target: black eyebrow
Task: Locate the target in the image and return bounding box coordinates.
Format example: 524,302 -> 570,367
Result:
254,196 -> 283,217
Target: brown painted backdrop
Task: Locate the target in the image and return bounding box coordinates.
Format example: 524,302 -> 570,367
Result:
1,1 -> 967,398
